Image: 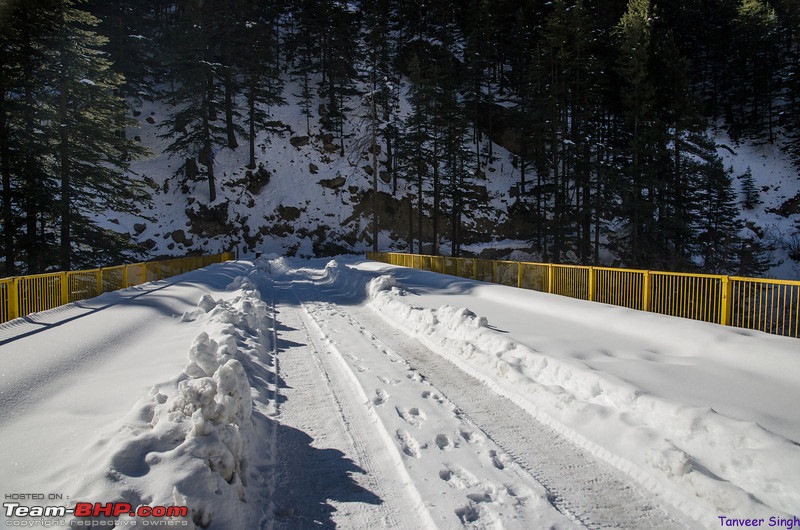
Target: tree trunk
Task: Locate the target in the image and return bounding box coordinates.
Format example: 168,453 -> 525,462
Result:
0,86 -> 14,275
59,76 -> 71,271
202,77 -> 216,202
247,79 -> 256,169
371,70 -> 379,253
225,67 -> 238,149
432,136 -> 439,255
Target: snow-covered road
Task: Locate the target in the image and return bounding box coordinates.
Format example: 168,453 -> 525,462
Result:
1,257 -> 798,529
272,264 -> 689,529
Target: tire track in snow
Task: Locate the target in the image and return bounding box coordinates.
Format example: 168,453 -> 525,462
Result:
345,302 -> 698,530
300,299 -> 579,529
269,283 -> 422,529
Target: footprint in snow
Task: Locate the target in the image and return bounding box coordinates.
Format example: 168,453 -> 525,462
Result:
489,449 -> 509,470
395,405 -> 425,427
406,371 -> 423,382
467,491 -> 493,503
420,390 -> 445,403
373,389 -> 389,406
439,463 -> 479,489
459,428 -> 485,445
455,504 -> 481,524
435,433 -> 453,451
396,429 -> 422,458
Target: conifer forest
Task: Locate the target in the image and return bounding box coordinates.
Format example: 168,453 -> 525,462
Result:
1,0 -> 800,277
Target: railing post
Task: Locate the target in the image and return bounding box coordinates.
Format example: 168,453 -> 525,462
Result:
588,266 -> 594,302
9,278 -> 19,320
97,269 -> 103,295
547,264 -> 554,294
642,271 -> 651,312
123,265 -> 129,289
517,262 -> 523,289
61,272 -> 70,304
719,276 -> 732,326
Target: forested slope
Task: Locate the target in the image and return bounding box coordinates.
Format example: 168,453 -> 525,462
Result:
2,0 -> 799,278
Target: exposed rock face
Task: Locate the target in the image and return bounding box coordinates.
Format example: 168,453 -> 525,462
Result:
171,229 -> 191,245
769,191 -> 800,218
246,164 -> 271,194
290,136 -> 309,147
186,202 -> 233,238
319,176 -> 346,189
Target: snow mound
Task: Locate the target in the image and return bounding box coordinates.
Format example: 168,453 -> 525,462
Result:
66,277 -> 275,529
367,274 -> 398,297
256,255 -> 293,276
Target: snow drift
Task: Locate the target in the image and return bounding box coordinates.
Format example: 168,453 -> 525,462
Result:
63,273 -> 276,529
359,263 -> 800,526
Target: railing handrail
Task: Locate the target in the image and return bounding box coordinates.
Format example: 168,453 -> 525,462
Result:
0,252 -> 234,324
367,251 -> 800,339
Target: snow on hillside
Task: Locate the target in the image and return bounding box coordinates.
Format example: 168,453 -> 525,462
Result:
1,257 -> 798,529
107,80 -> 800,280
716,127 -> 800,279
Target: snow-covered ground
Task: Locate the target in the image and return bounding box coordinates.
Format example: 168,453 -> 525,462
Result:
1,257 -> 798,529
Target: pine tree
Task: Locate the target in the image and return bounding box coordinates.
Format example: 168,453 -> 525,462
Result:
159,0 -> 226,203
47,0 -> 148,269
397,55 -> 435,254
440,88 -> 477,257
239,0 -> 286,169
613,0 -> 659,267
740,166 -> 760,209
692,142 -> 744,274
321,1 -> 359,155
732,0 -> 781,140
538,0 -> 603,263
651,24 -> 704,270
294,61 -> 315,136
0,0 -> 63,274
358,0 -> 400,251
85,0 -> 157,105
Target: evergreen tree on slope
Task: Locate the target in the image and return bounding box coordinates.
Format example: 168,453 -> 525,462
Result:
47,0 -> 148,269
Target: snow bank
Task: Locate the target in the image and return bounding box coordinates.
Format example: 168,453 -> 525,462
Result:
364,270 -> 800,526
66,272 -> 275,529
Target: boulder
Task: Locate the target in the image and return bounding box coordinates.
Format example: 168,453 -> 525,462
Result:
290,136 -> 310,147
319,176 -> 346,189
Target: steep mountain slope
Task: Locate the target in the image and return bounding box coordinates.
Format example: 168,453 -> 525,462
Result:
111,85 -> 800,279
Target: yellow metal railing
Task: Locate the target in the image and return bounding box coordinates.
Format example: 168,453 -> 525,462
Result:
0,252 -> 233,324
366,252 -> 800,339
730,277 -> 800,337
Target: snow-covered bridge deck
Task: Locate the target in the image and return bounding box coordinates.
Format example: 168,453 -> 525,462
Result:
1,257 -> 798,529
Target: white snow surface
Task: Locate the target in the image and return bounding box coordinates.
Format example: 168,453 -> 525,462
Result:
0,257 -> 798,529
